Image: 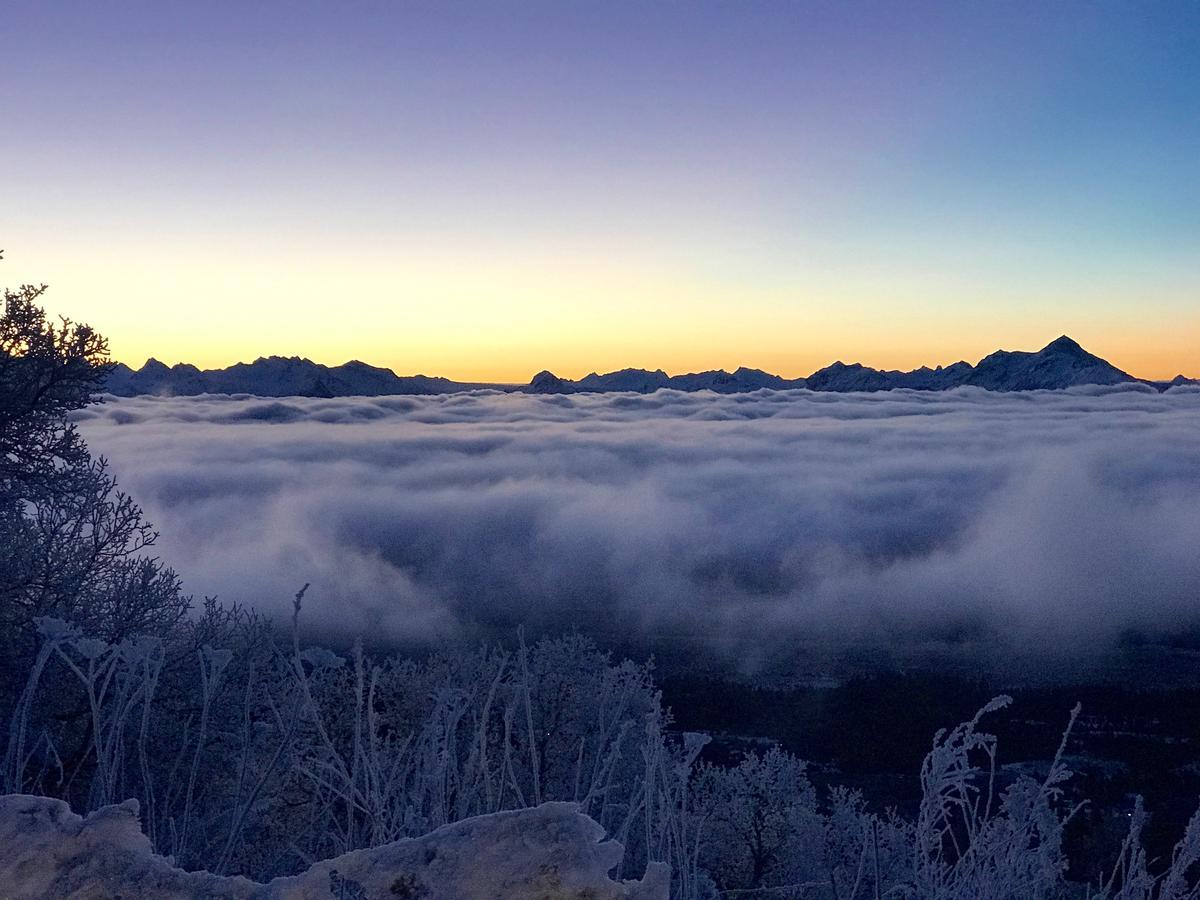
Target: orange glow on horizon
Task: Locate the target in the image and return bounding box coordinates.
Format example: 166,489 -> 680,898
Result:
10,238 -> 1198,387
98,329 -> 1198,386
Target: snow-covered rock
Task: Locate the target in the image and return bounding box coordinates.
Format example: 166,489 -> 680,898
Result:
0,795 -> 258,898
0,794 -> 669,899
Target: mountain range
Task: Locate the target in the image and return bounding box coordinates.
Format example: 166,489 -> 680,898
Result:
106,337 -> 1194,399
106,357 -> 493,398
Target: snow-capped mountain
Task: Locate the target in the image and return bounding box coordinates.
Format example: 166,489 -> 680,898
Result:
105,337 -> 1181,399
533,337 -> 1143,395
105,356 -> 496,398
961,335 -> 1132,391
801,336 -> 1133,393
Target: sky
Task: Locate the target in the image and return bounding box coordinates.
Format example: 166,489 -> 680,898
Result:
3,0 -> 1198,381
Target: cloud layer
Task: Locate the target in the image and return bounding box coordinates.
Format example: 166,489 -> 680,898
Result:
75,385 -> 1200,672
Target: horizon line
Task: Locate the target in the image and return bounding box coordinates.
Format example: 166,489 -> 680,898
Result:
108,334 -> 1197,386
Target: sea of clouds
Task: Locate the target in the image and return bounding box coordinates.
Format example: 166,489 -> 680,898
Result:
75,384 -> 1200,672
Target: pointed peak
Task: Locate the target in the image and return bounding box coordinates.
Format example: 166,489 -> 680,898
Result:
528,370 -> 572,393
1042,335 -> 1085,355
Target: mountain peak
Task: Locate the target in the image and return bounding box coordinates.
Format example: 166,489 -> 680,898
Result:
1041,335 -> 1085,355
962,335 -> 1131,391
528,370 -> 572,394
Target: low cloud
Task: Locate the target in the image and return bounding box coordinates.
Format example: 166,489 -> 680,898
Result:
75,384 -> 1200,672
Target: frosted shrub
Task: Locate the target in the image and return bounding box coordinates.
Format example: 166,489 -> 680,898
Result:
4,618 -> 166,810
694,746 -> 824,894
1089,798 -> 1200,900
516,633 -> 660,838
11,611 -> 1200,898
822,786 -> 913,900
2,616 -> 78,794
636,711 -> 712,900
264,619 -> 663,872
907,696 -> 1081,900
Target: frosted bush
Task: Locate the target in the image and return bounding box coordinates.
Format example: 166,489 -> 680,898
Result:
1089,798 -> 1200,900
905,696 -> 1081,899
694,746 -> 824,893
7,614 -> 1200,898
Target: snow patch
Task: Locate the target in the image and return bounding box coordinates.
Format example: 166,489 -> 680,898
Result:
0,794 -> 668,899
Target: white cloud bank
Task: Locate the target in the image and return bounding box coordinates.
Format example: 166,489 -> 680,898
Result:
75,385 -> 1200,667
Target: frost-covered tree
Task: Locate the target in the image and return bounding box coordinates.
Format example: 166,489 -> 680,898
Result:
695,747 -> 824,892
0,269 -> 190,779
0,276 -> 188,644
0,278 -> 188,643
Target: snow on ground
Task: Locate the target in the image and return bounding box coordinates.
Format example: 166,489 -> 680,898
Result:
0,793 -> 667,899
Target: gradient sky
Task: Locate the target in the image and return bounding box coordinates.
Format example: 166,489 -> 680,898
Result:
3,0 -> 1198,381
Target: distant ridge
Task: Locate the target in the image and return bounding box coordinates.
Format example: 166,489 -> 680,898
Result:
105,356 -> 503,398
801,335 -> 1135,393
106,338 -> 1194,399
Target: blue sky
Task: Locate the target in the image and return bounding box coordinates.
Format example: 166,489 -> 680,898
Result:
3,1 -> 1197,379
